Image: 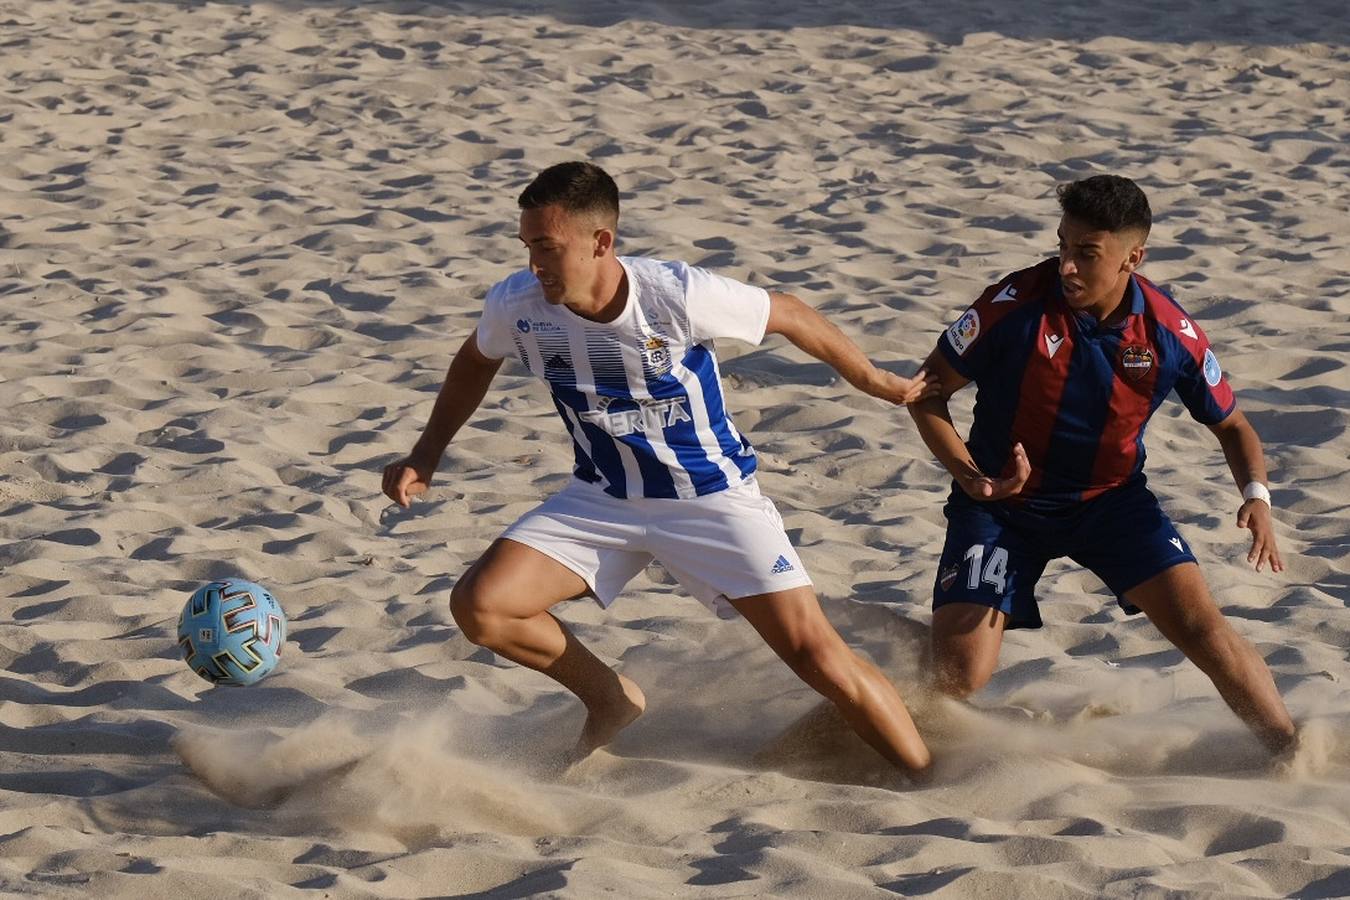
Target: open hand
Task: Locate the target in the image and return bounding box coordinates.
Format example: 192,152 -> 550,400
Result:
1237,498 -> 1283,573
959,442 -> 1031,501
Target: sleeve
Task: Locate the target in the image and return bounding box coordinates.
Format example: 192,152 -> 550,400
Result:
936,278 -> 1013,382
473,281 -> 514,361
682,265 -> 772,346
1171,320 -> 1237,425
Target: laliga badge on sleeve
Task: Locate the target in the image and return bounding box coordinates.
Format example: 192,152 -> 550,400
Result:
947,309 -> 981,355
1203,349 -> 1223,386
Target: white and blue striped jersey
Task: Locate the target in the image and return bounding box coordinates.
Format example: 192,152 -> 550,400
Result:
476,257 -> 770,499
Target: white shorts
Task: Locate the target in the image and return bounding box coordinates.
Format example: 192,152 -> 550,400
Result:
501,477 -> 813,619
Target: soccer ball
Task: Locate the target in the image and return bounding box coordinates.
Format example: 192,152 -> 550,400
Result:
177,579 -> 287,686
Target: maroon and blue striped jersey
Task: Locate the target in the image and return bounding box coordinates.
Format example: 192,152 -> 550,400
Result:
937,258 -> 1236,513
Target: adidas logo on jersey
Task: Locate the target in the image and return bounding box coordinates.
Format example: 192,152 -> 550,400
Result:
770,555 -> 796,574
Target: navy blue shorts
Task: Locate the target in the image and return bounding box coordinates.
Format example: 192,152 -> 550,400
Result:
932,479 -> 1196,629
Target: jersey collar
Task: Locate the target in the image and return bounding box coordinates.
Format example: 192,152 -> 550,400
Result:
1125,274 -> 1146,317
1058,272 -> 1146,333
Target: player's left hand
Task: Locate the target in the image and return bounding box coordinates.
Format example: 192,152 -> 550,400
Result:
870,367 -> 942,405
1237,498 -> 1283,573
959,441 -> 1030,501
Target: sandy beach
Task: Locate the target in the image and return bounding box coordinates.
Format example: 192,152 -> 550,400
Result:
1,1 -> 1347,896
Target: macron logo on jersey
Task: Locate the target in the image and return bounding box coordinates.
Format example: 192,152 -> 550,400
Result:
770,555 -> 796,574
1178,318 -> 1197,340
992,284 -> 1018,303
1045,333 -> 1065,358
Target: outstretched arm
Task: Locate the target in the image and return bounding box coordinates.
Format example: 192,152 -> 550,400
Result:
1207,409 -> 1283,573
382,329 -> 504,508
763,291 -> 936,404
907,349 -> 1030,501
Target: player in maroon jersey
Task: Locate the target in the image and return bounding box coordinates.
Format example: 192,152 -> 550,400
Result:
909,175 -> 1296,755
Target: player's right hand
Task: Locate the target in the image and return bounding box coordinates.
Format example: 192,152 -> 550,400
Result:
959,442 -> 1030,501
870,367 -> 942,405
382,457 -> 433,508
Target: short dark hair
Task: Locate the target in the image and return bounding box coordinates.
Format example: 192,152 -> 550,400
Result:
518,161 -> 619,227
1056,175 -> 1151,238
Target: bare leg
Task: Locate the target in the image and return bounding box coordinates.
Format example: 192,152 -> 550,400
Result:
930,602 -> 1008,699
1125,563 -> 1295,754
731,586 -> 931,772
450,539 -> 645,755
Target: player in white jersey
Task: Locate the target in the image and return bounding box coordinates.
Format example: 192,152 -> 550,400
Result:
383,162 -> 934,772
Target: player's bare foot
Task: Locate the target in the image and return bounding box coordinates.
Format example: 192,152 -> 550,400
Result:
1270,721 -> 1327,777
573,673 -> 645,758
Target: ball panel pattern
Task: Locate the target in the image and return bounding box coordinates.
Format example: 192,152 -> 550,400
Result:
177,579 -> 287,686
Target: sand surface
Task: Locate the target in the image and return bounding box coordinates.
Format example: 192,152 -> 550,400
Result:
1,1 -> 1347,897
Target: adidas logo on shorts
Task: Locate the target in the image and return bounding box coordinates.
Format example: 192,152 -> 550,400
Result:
770,555 -> 795,574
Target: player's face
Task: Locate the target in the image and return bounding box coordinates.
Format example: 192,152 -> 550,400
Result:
1057,215 -> 1145,317
518,205 -> 609,305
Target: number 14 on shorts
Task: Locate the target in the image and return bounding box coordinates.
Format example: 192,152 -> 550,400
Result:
964,544 -> 1009,593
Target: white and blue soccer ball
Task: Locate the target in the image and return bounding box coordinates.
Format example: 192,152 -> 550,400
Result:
177,579 -> 287,686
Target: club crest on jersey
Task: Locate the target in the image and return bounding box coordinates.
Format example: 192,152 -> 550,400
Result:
939,563 -> 960,591
1203,349 -> 1223,387
947,309 -> 980,355
641,335 -> 672,375
1120,345 -> 1154,381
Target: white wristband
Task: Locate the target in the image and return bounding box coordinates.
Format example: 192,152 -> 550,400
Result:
1242,482 -> 1272,506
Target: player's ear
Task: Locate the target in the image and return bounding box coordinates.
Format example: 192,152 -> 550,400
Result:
1122,240 -> 1146,273
593,225 -> 615,257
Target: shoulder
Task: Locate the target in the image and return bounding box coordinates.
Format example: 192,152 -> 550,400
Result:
482,270 -> 544,324
627,256 -> 758,289
978,258 -> 1059,306
485,269 -> 543,306
952,258 -> 1055,342
1134,276 -> 1234,409
1134,273 -> 1209,349
626,256 -> 764,315
622,255 -> 681,276
624,256 -> 696,295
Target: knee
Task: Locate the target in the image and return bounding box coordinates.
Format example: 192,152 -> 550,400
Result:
930,604 -> 1005,700
449,572 -> 502,647
933,651 -> 991,700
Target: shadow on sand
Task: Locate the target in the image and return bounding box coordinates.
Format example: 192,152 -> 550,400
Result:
147,0 -> 1347,47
